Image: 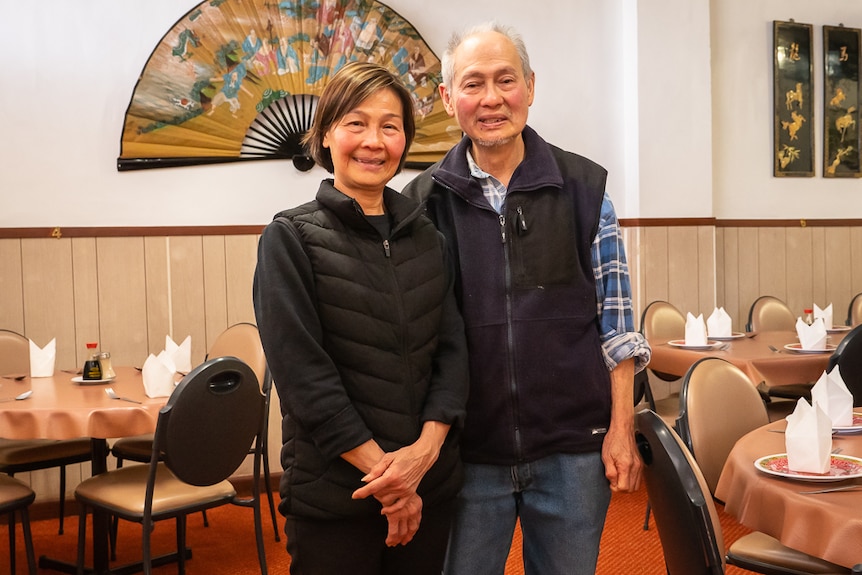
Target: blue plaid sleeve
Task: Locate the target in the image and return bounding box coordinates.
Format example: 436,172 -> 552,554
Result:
592,193 -> 651,371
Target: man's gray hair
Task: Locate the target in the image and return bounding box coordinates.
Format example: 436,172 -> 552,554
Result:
440,21 -> 532,89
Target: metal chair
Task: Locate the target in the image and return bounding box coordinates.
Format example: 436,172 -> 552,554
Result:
746,296 -> 814,402
746,295 -> 797,332
110,323 -> 280,542
0,329 -> 91,535
847,293 -> 862,327
639,301 -> 685,426
75,357 -> 268,575
1,474 -> 37,575
636,409 -> 853,575
827,324 -> 862,407
675,357 -> 770,496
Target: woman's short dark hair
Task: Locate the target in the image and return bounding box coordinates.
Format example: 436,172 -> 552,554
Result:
302,62 -> 416,174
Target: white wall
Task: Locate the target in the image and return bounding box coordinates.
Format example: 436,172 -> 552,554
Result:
711,0 -> 862,218
1,0 -> 858,227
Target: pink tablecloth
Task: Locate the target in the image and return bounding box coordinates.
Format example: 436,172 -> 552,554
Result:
648,330 -> 846,388
715,420 -> 862,568
0,366 -> 165,440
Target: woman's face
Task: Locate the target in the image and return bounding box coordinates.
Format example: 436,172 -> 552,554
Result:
323,87 -> 406,198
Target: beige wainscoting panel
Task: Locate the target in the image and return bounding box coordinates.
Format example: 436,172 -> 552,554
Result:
667,226 -> 713,316
824,227 -> 852,311
71,238 -> 100,369
97,237 -> 149,368
784,227 -> 814,315
736,228 -> 761,330
756,228 -> 790,305
0,239 -> 24,332
224,235 -> 258,326
22,238 -> 77,370
168,236 -> 208,366
202,236 -> 229,348
853,228 -> 862,292
697,226 -> 716,314
144,237 -> 171,358
621,228 -> 644,323
640,227 -> 670,311
719,225 -> 862,330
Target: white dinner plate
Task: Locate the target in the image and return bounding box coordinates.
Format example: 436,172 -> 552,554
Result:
833,413 -> 862,434
667,339 -> 721,351
783,343 -> 837,354
71,376 -> 116,385
709,332 -> 745,341
827,325 -> 852,333
755,453 -> 862,482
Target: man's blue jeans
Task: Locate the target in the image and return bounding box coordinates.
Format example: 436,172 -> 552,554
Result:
443,452 -> 611,575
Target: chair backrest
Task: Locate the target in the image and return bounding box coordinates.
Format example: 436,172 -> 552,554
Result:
155,356 -> 264,487
676,358 -> 769,494
828,324 -> 862,407
746,295 -> 796,332
207,323 -> 270,393
0,329 -> 29,376
640,301 -> 686,341
636,409 -> 726,575
848,292 -> 862,327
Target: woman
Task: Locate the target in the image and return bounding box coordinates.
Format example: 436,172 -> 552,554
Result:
253,61 -> 468,575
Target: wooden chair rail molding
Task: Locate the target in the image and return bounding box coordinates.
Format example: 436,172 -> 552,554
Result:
2,218 -> 862,238
620,218 -> 862,228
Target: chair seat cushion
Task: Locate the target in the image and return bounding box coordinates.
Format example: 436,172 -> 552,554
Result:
75,464 -> 236,518
111,434 -> 156,462
766,382 -> 814,400
728,531 -> 848,574
0,474 -> 36,512
0,438 -> 91,467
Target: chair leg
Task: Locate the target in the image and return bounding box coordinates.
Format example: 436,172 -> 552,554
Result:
8,511 -> 16,575
59,465 -> 67,535
253,490 -> 269,574
262,449 -> 280,541
142,518 -> 153,575
110,456 -> 124,560
642,500 -> 651,531
76,507 -> 88,575
21,507 -> 37,575
176,515 -> 187,575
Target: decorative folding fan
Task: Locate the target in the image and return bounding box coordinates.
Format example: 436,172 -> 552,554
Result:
117,0 -> 461,171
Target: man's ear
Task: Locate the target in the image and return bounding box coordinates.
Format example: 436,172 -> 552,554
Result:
439,84 -> 455,117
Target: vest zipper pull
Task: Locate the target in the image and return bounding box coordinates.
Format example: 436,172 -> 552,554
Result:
499,215 -> 506,243
383,239 -> 391,258
516,206 -> 528,232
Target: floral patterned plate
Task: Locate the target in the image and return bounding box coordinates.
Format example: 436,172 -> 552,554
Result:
833,413 -> 862,434
755,453 -> 862,482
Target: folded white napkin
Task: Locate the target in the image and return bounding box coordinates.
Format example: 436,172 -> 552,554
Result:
814,303 -> 833,330
795,317 -> 827,350
685,312 -> 708,346
165,335 -> 192,373
706,307 -> 732,338
142,351 -> 177,398
29,338 -> 56,378
785,398 -> 833,474
811,367 -> 854,427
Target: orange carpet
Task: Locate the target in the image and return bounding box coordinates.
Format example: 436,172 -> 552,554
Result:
12,486 -> 751,574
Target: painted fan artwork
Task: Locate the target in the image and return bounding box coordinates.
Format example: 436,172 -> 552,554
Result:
117,0 -> 461,171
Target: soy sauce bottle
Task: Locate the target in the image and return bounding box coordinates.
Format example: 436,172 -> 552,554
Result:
83,342 -> 103,380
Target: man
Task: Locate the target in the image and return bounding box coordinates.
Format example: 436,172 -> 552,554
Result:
402,22 -> 651,575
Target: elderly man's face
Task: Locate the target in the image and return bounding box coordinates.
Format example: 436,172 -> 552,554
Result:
440,30 -> 534,149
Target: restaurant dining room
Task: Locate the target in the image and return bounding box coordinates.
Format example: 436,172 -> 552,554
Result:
2,0 -> 862,573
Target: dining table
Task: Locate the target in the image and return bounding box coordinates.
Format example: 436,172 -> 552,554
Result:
715,419 -> 862,569
0,365 -> 173,574
646,329 -> 849,389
